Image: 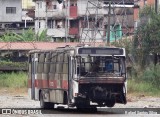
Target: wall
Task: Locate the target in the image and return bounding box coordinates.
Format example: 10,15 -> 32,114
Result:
22,0 -> 35,9
0,0 -> 22,22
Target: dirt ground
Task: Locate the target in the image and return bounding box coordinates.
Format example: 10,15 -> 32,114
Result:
0,88 -> 159,108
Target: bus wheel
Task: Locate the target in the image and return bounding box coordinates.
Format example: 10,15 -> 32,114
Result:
105,99 -> 115,107
40,92 -> 54,109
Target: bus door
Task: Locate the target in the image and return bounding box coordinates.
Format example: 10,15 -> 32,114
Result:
68,56 -> 74,103
31,53 -> 38,100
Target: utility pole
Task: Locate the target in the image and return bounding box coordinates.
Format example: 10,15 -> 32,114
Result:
65,0 -> 70,42
155,0 -> 158,13
107,1 -> 111,45
154,0 -> 158,65
45,0 -> 48,29
65,0 -> 68,42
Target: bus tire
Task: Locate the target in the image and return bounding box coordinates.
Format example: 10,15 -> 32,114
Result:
40,92 -> 54,109
105,98 -> 115,107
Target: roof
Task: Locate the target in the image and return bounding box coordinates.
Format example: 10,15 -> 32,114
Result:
104,0 -> 134,5
0,42 -> 107,51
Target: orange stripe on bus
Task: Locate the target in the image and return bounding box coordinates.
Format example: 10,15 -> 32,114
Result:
49,80 -> 57,88
62,80 -> 68,89
42,79 -> 49,88
28,79 -> 68,90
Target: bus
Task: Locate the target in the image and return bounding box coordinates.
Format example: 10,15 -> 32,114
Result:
28,45 -> 127,109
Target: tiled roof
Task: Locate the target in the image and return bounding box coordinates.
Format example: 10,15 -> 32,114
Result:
0,42 -> 107,51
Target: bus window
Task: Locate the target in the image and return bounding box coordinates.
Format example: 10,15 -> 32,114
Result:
105,61 -> 113,72
91,59 -> 100,72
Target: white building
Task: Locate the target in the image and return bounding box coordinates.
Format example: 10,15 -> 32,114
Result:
34,0 -> 134,42
0,0 -> 22,30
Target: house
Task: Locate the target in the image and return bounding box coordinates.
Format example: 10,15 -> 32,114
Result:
0,0 -> 35,35
22,0 -> 35,29
33,0 -> 134,42
0,41 -> 107,71
0,0 -> 22,34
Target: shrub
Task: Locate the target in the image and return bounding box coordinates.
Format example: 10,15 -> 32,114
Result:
0,72 -> 27,88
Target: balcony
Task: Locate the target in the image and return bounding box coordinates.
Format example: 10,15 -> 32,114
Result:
35,9 -> 66,18
70,6 -> 78,18
69,28 -> 79,35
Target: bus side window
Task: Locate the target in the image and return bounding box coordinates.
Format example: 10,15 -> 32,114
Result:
77,65 -> 86,76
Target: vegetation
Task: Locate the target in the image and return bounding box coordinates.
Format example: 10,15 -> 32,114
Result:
128,64 -> 160,96
111,37 -> 133,56
0,28 -> 51,42
0,72 -> 27,88
128,79 -> 160,96
0,62 -> 27,71
111,6 -> 160,96
132,6 -> 160,68
0,61 -> 27,68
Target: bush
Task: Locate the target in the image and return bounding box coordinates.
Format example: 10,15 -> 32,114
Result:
0,72 -> 27,88
128,64 -> 160,96
128,79 -> 160,96
141,64 -> 160,89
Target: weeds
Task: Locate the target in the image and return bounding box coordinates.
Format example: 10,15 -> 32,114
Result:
0,72 -> 27,88
128,64 -> 160,96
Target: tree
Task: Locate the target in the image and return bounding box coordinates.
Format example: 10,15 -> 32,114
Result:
132,6 -> 160,68
0,28 -> 51,42
0,32 -> 18,42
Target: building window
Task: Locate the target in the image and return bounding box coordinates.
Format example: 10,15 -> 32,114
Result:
38,2 -> 42,9
53,5 -> 57,9
6,7 -> 16,14
48,20 -> 54,29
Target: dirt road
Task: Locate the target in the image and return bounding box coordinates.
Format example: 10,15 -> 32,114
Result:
0,88 -> 159,108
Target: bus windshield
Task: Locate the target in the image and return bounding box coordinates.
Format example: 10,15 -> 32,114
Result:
76,56 -> 126,78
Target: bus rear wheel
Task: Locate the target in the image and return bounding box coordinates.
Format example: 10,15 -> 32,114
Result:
105,98 -> 115,107
40,92 -> 54,109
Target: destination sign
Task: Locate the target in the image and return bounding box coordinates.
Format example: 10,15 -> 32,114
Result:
78,48 -> 123,55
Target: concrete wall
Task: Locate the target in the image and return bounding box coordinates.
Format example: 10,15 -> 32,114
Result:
35,0 -> 64,18
0,0 -> 22,22
77,0 -> 106,16
22,0 -> 35,9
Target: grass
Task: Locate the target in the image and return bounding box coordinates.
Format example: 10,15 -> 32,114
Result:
127,79 -> 160,96
0,68 -> 159,97
0,61 -> 28,68
0,72 -> 27,88
127,64 -> 160,97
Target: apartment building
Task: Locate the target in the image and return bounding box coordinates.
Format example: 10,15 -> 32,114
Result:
22,0 -> 35,29
0,0 -> 35,35
34,0 -> 134,42
0,0 -> 22,34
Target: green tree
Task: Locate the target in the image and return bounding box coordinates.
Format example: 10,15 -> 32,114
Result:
0,28 -> 51,42
14,28 -> 36,41
132,6 -> 160,68
111,37 -> 133,56
0,32 -> 18,42
36,29 -> 51,41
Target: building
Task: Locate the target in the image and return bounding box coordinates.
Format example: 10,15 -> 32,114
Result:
22,0 -> 35,9
33,0 -> 134,42
0,0 -> 22,34
22,0 -> 35,29
0,0 -> 35,35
